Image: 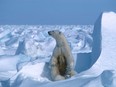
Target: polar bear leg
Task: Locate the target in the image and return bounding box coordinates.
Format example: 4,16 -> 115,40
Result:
65,57 -> 77,77
68,70 -> 77,76
51,65 -> 65,81
54,75 -> 65,81
50,56 -> 65,81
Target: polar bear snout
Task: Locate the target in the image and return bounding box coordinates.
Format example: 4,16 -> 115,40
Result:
48,31 -> 52,35
48,30 -> 61,36
48,31 -> 55,35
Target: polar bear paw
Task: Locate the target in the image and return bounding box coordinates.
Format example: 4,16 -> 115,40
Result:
54,75 -> 65,81
65,70 -> 77,78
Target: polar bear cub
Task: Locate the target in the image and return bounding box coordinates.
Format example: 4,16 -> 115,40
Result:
48,30 -> 76,81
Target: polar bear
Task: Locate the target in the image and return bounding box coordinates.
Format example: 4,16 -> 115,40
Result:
48,30 -> 76,81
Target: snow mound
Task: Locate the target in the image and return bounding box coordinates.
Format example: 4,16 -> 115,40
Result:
88,12 -> 116,75
102,12 -> 116,30
0,54 -> 31,72
11,62 -> 50,82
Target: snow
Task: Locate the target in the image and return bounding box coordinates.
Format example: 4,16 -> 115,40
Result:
86,12 -> 116,75
0,54 -> 31,72
0,11 -> 116,87
11,62 -> 50,82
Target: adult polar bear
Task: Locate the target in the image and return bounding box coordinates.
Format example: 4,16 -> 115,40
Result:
48,30 -> 76,81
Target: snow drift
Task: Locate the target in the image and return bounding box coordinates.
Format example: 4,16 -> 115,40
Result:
81,11 -> 116,86
88,12 -> 116,74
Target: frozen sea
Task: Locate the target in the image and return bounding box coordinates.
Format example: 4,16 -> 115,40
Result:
0,11 -> 116,87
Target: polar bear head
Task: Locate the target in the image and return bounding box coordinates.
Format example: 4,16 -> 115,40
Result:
48,30 -> 67,46
48,30 -> 61,38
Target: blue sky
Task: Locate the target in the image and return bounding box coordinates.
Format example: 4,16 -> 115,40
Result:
0,0 -> 116,25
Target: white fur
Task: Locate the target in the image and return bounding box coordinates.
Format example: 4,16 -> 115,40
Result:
48,30 -> 76,81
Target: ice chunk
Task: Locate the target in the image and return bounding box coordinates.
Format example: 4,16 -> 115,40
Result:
75,12 -> 116,73
101,70 -> 114,87
0,71 -> 17,81
24,38 -> 40,59
34,32 -> 46,42
0,54 -> 31,72
82,12 -> 116,77
10,62 -> 50,87
91,12 -> 116,73
91,13 -> 102,66
5,37 -> 18,46
15,40 -> 25,55
0,48 -> 5,55
0,29 -> 11,39
83,70 -> 116,87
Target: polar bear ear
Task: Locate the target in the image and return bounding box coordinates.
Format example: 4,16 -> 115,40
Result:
59,31 -> 61,34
